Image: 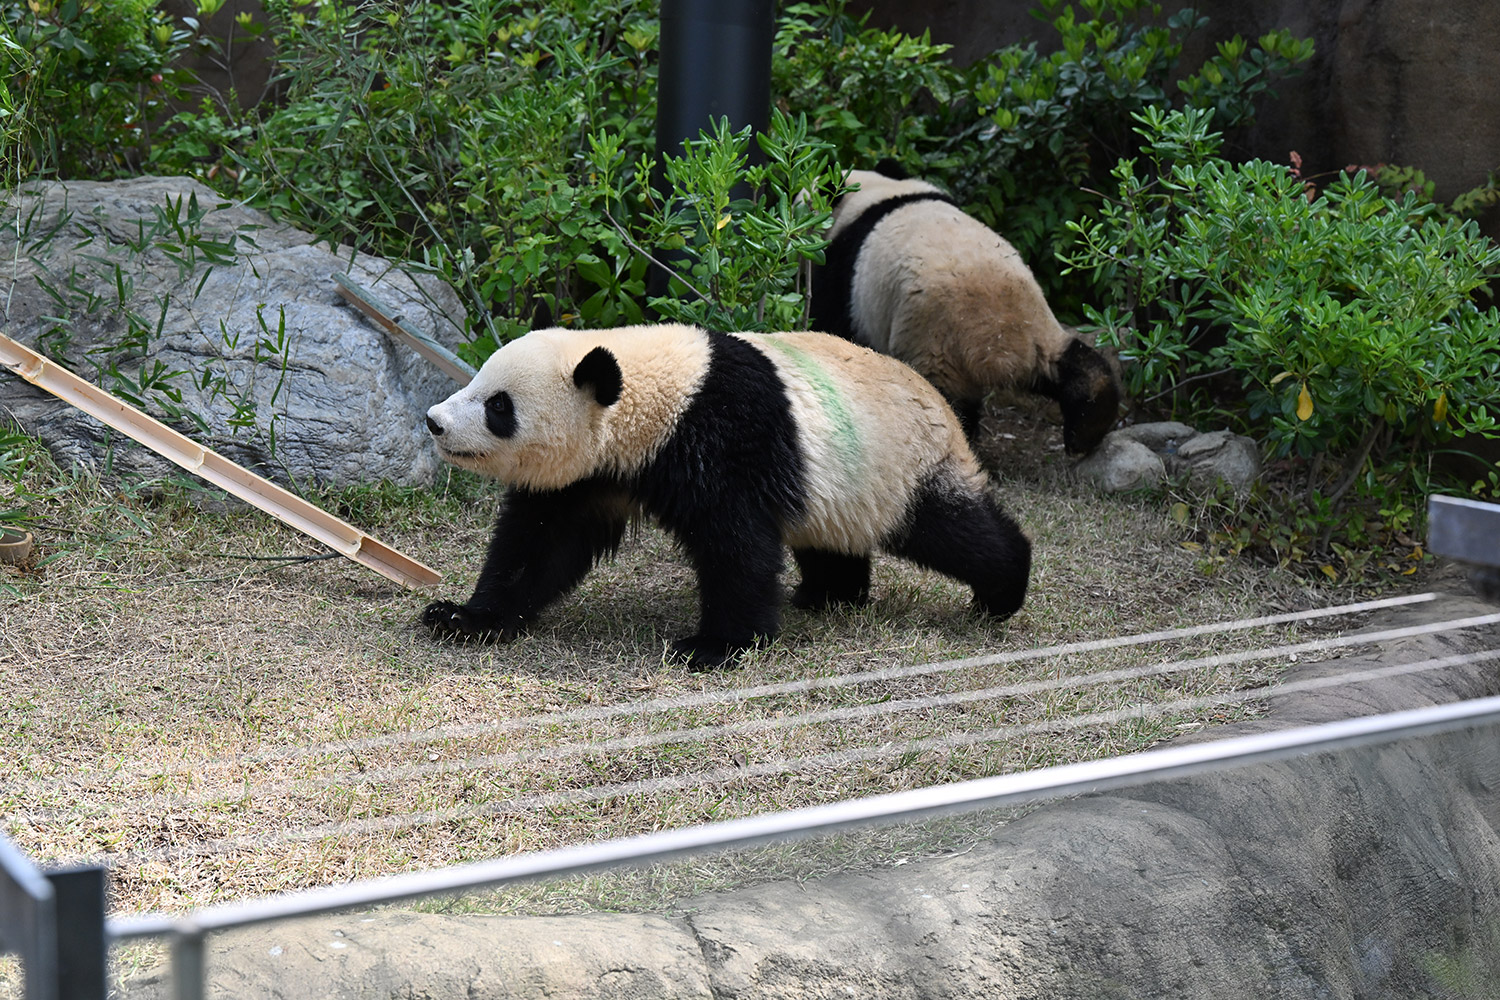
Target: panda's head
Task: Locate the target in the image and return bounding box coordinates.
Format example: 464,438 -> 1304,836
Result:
424,330 -> 623,490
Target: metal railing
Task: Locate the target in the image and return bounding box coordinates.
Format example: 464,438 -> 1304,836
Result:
1,695 -> 1493,1000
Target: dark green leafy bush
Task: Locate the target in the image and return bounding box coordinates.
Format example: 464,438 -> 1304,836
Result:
770,1 -> 1313,313
149,0 -> 661,354
772,1 -> 961,169
2,0 -> 195,177
951,0 -> 1313,308
1064,107 -> 1500,565
589,111 -> 845,333
138,0 -> 1314,343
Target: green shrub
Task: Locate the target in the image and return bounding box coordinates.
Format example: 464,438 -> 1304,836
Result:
589,110 -> 845,333
772,1 -> 962,168
1,0 -> 196,178
148,0 -> 661,354
139,0 -> 1311,345
951,0 -> 1313,309
1063,106 -> 1500,564
770,1 -> 1313,313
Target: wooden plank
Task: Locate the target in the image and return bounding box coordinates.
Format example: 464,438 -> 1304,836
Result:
0,331 -> 441,589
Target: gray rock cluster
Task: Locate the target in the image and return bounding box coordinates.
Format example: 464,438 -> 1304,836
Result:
1074,421 -> 1261,494
0,177 -> 467,487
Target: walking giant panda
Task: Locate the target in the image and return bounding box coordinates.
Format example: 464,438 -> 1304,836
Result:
422,323 -> 1031,666
811,168 -> 1119,454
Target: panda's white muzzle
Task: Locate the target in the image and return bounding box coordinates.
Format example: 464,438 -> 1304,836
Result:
424,404 -> 486,461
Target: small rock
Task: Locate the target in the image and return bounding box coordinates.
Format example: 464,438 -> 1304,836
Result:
1112,421 -> 1198,454
1073,436 -> 1166,492
1170,430 -> 1261,493
1076,424 -> 1260,494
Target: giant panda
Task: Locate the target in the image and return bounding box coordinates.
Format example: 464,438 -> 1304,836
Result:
421,323 -> 1031,667
811,167 -> 1119,454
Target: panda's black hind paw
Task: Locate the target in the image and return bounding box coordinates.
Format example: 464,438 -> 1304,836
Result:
669,634 -> 751,671
790,584 -> 870,611
422,600 -> 523,644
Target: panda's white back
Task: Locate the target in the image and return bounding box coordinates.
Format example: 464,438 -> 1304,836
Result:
745,331 -> 982,553
832,172 -> 1075,402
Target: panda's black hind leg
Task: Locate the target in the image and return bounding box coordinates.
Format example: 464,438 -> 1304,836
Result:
951,397 -> 984,443
791,548 -> 872,610
885,477 -> 1031,619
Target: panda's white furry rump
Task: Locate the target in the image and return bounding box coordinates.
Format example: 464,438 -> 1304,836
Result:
812,168 -> 1119,453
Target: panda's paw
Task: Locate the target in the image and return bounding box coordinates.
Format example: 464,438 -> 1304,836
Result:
790,584 -> 870,611
669,634 -> 749,671
422,600 -> 523,644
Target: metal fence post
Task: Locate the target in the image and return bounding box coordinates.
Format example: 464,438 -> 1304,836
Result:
654,0 -> 773,165
45,867 -> 107,1000
1427,495 -> 1500,600
0,833 -> 58,1000
648,0 -> 774,303
171,921 -> 207,1000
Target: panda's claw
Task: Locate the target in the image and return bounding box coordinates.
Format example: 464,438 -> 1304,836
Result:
421,600 -> 522,644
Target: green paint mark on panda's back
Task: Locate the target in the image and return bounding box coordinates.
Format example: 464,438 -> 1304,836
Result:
759,336 -> 864,473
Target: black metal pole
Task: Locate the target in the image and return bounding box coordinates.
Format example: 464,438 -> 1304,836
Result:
649,0 -> 774,304
46,867 -> 107,1000
654,0 -> 774,166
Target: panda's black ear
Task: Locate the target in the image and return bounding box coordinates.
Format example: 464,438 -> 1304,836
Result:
573,346 -> 622,407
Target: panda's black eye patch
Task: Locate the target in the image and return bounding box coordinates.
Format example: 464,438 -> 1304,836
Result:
484,391 -> 516,439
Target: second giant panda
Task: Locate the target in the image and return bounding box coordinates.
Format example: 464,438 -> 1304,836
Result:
811,168 -> 1119,454
422,323 -> 1031,667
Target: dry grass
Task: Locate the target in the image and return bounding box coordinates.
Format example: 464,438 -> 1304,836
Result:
0,399 -> 1394,917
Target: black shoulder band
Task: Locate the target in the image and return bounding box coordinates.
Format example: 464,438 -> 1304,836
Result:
810,190 -> 955,340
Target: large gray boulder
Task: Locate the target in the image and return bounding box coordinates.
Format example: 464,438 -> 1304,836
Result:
0,177 -> 467,487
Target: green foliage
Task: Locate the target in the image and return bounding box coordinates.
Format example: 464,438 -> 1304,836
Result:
137,0 -> 1315,349
148,0 -> 857,354
1362,162 -> 1500,224
0,419 -> 60,539
1,0 -> 197,178
1451,169 -> 1500,219
772,1 -> 961,168
951,0 -> 1313,309
769,1 -> 1313,314
589,111 -> 845,332
150,0 -> 660,354
1063,107 -> 1500,565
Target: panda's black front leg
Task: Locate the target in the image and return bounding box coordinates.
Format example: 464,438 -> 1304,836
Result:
423,482 -> 626,643
671,516 -> 785,668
